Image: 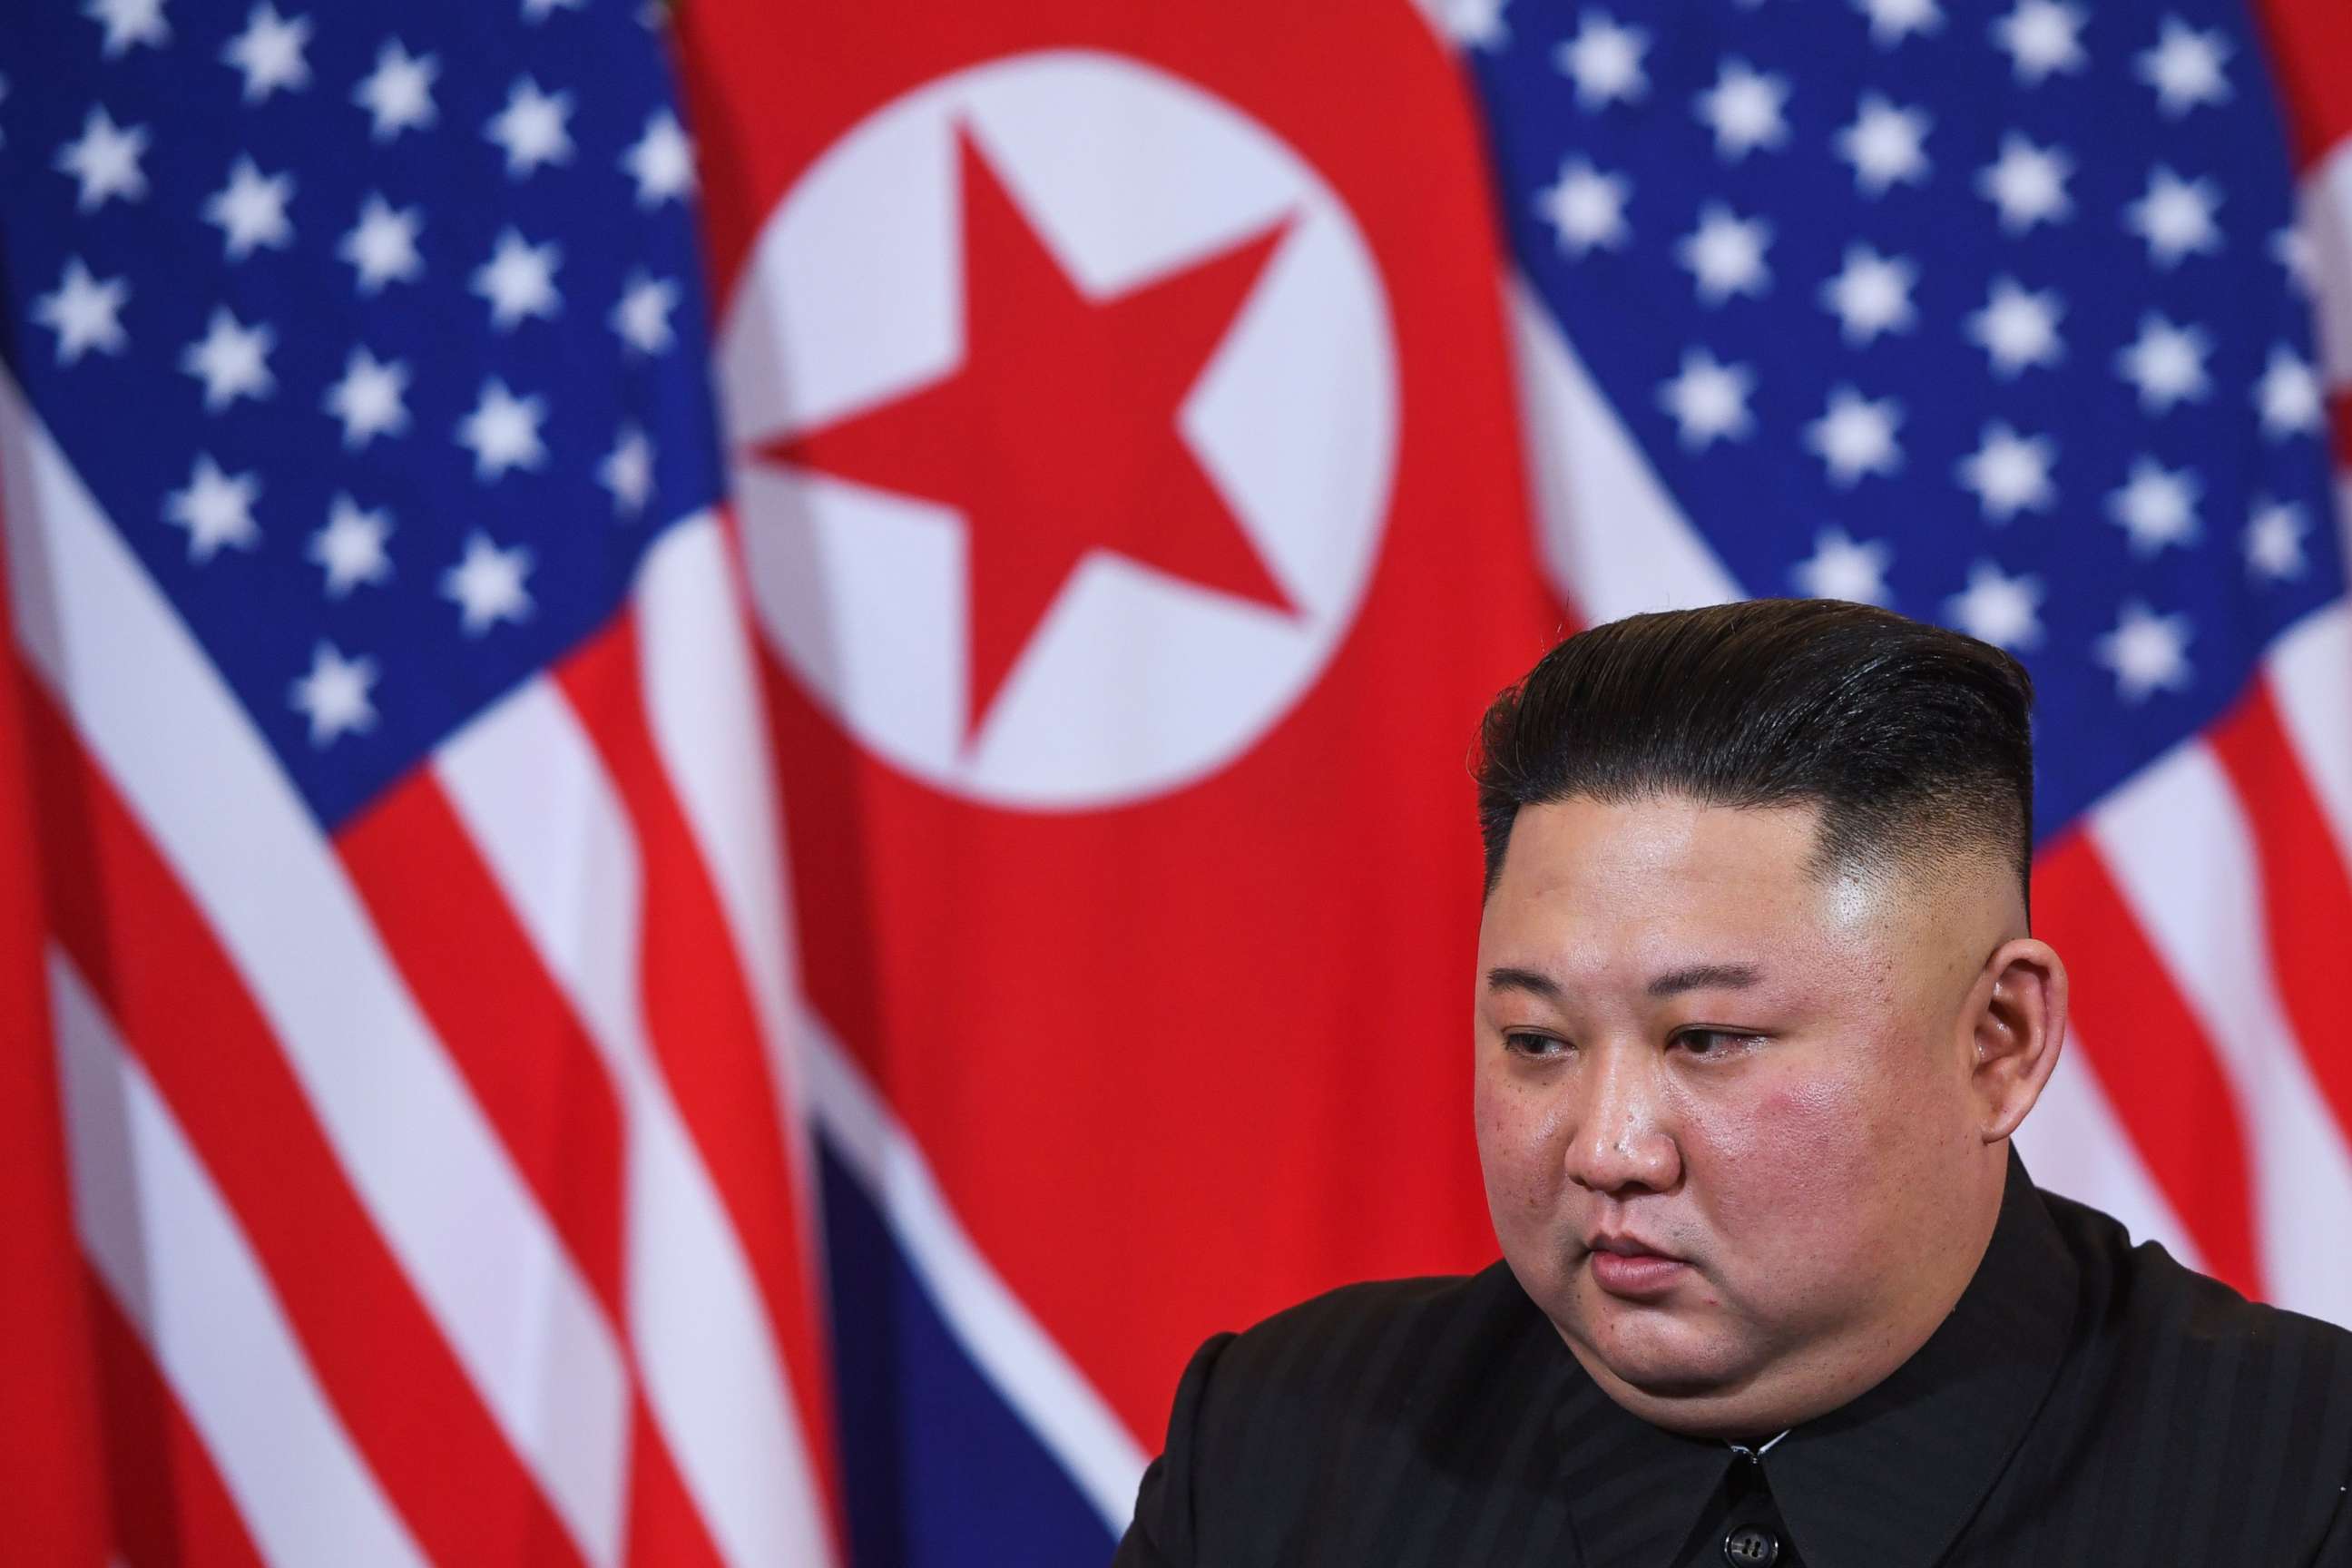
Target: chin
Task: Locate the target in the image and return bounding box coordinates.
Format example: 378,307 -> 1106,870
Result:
1571,1292 -> 1753,1400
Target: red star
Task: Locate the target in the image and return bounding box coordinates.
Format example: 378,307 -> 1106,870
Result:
760,126 -> 1298,745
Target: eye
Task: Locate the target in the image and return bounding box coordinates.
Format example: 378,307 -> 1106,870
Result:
1502,1031 -> 1569,1060
1673,1028 -> 1761,1060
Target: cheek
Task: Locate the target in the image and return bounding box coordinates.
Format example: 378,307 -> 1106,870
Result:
1680,1058 -> 1887,1250
1473,1071 -> 1567,1212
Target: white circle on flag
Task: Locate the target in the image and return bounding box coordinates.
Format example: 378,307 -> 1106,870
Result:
719,49 -> 1398,810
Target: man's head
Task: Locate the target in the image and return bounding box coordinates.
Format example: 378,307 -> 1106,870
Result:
1470,599 -> 2068,1438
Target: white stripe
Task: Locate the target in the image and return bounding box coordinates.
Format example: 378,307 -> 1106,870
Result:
0,371 -> 629,1566
51,950 -> 427,1568
2300,142 -> 2352,388
2266,601 -> 2352,874
1504,273 -> 1740,622
799,1011 -> 1149,1533
2087,742 -> 2352,1326
2013,1024 -> 2207,1274
632,515 -> 819,1203
435,679 -> 834,1568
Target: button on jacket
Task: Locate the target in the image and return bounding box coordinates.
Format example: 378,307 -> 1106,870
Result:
1113,1152 -> 2352,1567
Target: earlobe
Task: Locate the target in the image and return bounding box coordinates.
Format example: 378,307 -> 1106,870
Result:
1972,938 -> 2069,1142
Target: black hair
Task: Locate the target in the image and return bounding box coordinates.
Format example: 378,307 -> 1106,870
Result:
1474,599 -> 2035,907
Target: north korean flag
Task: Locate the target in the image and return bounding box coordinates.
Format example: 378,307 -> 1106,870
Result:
674,2 -> 1563,1559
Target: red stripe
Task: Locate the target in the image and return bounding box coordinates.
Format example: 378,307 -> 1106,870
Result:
2208,678 -> 2352,1152
2032,829 -> 2266,1298
2250,0 -> 2352,172
555,613 -> 844,1547
2329,389 -> 2351,475
21,679 -> 586,1568
341,768 -> 728,1567
86,1270 -> 267,1568
0,536 -> 109,1563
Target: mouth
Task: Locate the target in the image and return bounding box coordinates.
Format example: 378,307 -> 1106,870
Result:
1583,1235 -> 1690,1300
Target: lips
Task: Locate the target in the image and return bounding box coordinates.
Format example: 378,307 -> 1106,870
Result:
1583,1233 -> 1690,1299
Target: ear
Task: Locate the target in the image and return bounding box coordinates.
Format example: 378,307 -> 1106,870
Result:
1968,937 -> 2067,1142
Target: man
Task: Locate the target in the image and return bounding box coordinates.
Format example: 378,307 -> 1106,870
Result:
1114,600 -> 2352,1567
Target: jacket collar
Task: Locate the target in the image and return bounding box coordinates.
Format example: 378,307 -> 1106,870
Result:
1549,1148 -> 2081,1568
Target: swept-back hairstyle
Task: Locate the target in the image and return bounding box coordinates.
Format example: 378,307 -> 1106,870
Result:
1473,599 -> 2036,907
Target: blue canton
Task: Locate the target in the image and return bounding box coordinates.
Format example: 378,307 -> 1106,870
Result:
1468,0 -> 2344,840
0,0 -> 725,831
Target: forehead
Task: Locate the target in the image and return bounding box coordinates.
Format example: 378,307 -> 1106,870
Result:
1493,794 -> 1831,902
1479,795 -> 1864,969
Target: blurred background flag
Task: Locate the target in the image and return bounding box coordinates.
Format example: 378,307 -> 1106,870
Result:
674,2 -> 1558,1561
0,1 -> 838,1565
3,1 -> 2351,1566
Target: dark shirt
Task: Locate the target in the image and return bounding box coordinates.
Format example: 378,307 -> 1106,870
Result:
1114,1152 -> 2352,1566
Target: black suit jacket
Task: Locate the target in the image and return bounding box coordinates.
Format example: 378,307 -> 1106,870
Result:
1115,1154 -> 2352,1566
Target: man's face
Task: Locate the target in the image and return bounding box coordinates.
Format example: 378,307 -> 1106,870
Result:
1474,794 -> 2007,1435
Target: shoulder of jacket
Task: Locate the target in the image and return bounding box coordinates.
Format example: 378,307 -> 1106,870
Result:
1223,1261 -> 1520,1355
1189,1261 -> 1537,1428
2042,1186 -> 2352,1366
1136,1265 -> 1553,1563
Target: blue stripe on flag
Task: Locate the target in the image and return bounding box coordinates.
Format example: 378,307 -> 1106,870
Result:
819,1140 -> 1122,1568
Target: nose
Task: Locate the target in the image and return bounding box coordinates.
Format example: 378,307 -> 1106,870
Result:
1563,1043 -> 1681,1196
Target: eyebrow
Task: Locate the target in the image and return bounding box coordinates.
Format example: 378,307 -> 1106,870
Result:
1643,963 -> 1763,998
1484,965 -> 1564,1001
1482,962 -> 1765,1001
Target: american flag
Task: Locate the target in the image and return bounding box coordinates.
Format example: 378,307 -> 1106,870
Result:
0,1 -> 836,1564
1456,0 -> 2352,1327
